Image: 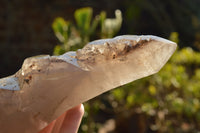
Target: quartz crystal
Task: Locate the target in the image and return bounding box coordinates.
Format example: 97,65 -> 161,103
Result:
0,35 -> 177,133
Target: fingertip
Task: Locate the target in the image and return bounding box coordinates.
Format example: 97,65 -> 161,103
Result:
70,104 -> 84,118
79,104 -> 85,117
59,104 -> 84,133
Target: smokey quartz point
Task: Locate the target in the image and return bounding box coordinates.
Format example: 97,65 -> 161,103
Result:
0,35 -> 177,133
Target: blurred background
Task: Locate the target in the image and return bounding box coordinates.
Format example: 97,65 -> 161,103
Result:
0,0 -> 200,132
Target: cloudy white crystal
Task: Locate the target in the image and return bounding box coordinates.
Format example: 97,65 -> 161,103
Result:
0,35 -> 177,133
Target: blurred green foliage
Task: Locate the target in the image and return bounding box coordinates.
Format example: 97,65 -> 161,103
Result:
52,7 -> 200,133
52,7 -> 122,55
100,10 -> 122,38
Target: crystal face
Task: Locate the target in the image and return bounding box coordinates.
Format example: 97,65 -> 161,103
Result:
0,35 -> 177,133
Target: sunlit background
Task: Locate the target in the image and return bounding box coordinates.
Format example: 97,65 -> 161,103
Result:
0,0 -> 200,132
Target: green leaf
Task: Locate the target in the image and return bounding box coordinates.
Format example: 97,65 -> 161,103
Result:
74,7 -> 93,35
53,45 -> 66,55
169,32 -> 179,44
148,85 -> 157,95
112,88 -> 125,101
52,17 -> 71,43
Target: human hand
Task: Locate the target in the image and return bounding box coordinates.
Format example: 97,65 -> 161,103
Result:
39,104 -> 84,133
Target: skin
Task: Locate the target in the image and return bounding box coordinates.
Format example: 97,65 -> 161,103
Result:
39,104 -> 84,133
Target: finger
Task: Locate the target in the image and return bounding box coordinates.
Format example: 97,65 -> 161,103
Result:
59,104 -> 84,133
51,112 -> 67,133
39,120 -> 56,133
39,104 -> 84,133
